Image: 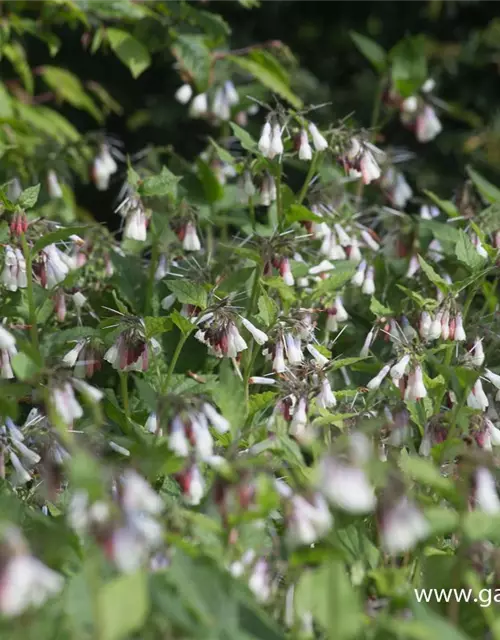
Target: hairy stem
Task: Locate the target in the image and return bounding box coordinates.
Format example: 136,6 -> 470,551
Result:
165,330 -> 191,390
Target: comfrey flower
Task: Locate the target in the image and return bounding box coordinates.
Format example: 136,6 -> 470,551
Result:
189,93 -> 208,118
380,167 -> 413,209
468,338 -> 485,367
51,381 -> 83,427
174,83 -> 193,104
298,129 -> 313,160
0,326 -> 17,380
415,105 -> 442,143
269,123 -> 284,159
351,260 -> 367,287
47,170 -> 63,199
40,244 -> 75,289
241,318 -> 268,345
176,464 -> 205,505
62,339 -> 102,378
115,194 -> 148,242
361,266 -> 375,295
308,123 -> 328,151
104,321 -> 161,372
473,467 -> 500,513
91,143 -> 118,191
319,456 -> 376,514
1,417 -> 41,486
344,138 -> 382,185
367,363 -> 391,390
195,313 -> 247,359
176,221 -> 201,252
259,174 -> 277,206
0,526 -> 64,617
287,493 -> 333,547
316,377 -> 336,409
2,246 -> 27,291
467,379 -> 489,412
379,496 -> 429,555
404,365 -> 427,401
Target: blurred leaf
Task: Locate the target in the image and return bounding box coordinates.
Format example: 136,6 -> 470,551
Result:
370,296 -> 392,316
3,42 -> 33,93
11,352 -> 39,381
196,159 -> 224,203
143,316 -> 173,339
140,166 -> 180,198
230,122 -> 258,153
31,226 -> 88,255
390,35 -> 427,98
170,309 -> 195,336
42,66 -> 102,121
467,167 -> 500,204
418,255 -> 449,291
97,572 -> 149,640
313,263 -> 356,297
257,293 -> 279,326
286,204 -> 323,223
422,190 -> 459,218
350,32 -> 387,72
212,360 -> 245,430
107,28 -> 151,79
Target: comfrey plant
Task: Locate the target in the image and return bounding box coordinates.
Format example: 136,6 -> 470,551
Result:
1,2 -> 500,639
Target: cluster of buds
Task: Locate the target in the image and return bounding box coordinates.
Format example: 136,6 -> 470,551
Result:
38,243 -> 76,289
62,338 -> 103,377
0,525 -> 64,616
0,416 -> 41,486
380,167 -> 413,209
419,309 -> 466,342
1,245 -> 27,291
68,470 -> 164,573
342,137 -> 383,185
9,211 -> 28,237
258,120 -> 284,159
91,143 -> 118,191
295,122 -> 329,160
147,397 -> 229,464
194,310 -> 253,359
351,260 -> 376,295
0,326 -> 17,380
104,320 -> 161,372
116,193 -> 148,242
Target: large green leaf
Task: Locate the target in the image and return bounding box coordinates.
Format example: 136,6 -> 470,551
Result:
350,31 -> 387,72
107,28 -> 151,79
390,35 -> 427,97
172,35 -> 211,92
42,66 -> 102,121
97,572 -> 149,640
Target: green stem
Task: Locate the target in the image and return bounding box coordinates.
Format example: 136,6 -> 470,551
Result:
21,233 -> 39,355
297,154 -> 318,205
145,240 -> 159,316
276,162 -> 283,231
120,372 -> 129,420
165,330 -> 190,390
248,195 -> 256,230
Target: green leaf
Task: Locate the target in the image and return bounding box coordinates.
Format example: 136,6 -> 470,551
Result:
31,226 -> 88,256
257,293 -> 279,327
462,511 -> 500,543
455,230 -> 485,271
107,28 -> 151,79
17,184 -> 40,209
313,263 -> 356,297
390,35 -> 427,98
350,31 -> 387,72
330,356 -> 368,371
139,166 -> 180,198
296,559 -> 363,640
467,166 -> 500,204
209,137 -> 235,165
370,296 -> 393,317
166,280 -> 207,309
135,378 -> 158,411
264,276 -> 296,303
143,316 -> 173,339
3,42 -> 33,93
229,55 -> 302,108
11,352 -> 40,381
422,190 -> 459,218
212,360 -> 245,430
196,159 -> 224,203
42,66 -> 102,121
97,572 -> 149,640
399,453 -> 455,495
172,35 -> 211,92
286,204 -> 323,224
417,255 -> 449,291
229,122 -> 258,153
170,309 -> 195,336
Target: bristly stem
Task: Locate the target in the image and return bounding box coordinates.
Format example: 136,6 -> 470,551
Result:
20,233 -> 39,355
297,154 -> 318,205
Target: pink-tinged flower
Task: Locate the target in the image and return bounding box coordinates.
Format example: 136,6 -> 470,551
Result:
347,237 -> 363,262
120,469 -> 163,515
91,143 -> 118,191
271,340 -> 286,373
51,382 -> 83,426
468,337 -> 485,367
419,311 -> 432,340
287,493 -> 333,546
298,129 -> 313,160
308,123 -> 328,151
175,83 -> 193,104
9,211 -> 28,237
319,457 -> 376,514
248,559 -> 271,603
454,313 -> 466,342
54,289 -> 66,322
268,123 -> 284,159
104,325 -> 161,372
379,497 -> 429,555
176,464 -> 205,505
428,311 -> 442,340
2,246 -> 27,291
40,244 -> 74,289
440,310 -> 450,341
467,379 -> 489,412
345,138 -> 382,185
279,257 -> 294,286
404,365 -> 427,401
182,222 -> 201,252
473,467 -> 500,513
290,396 -> 310,442
415,105 -> 442,143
